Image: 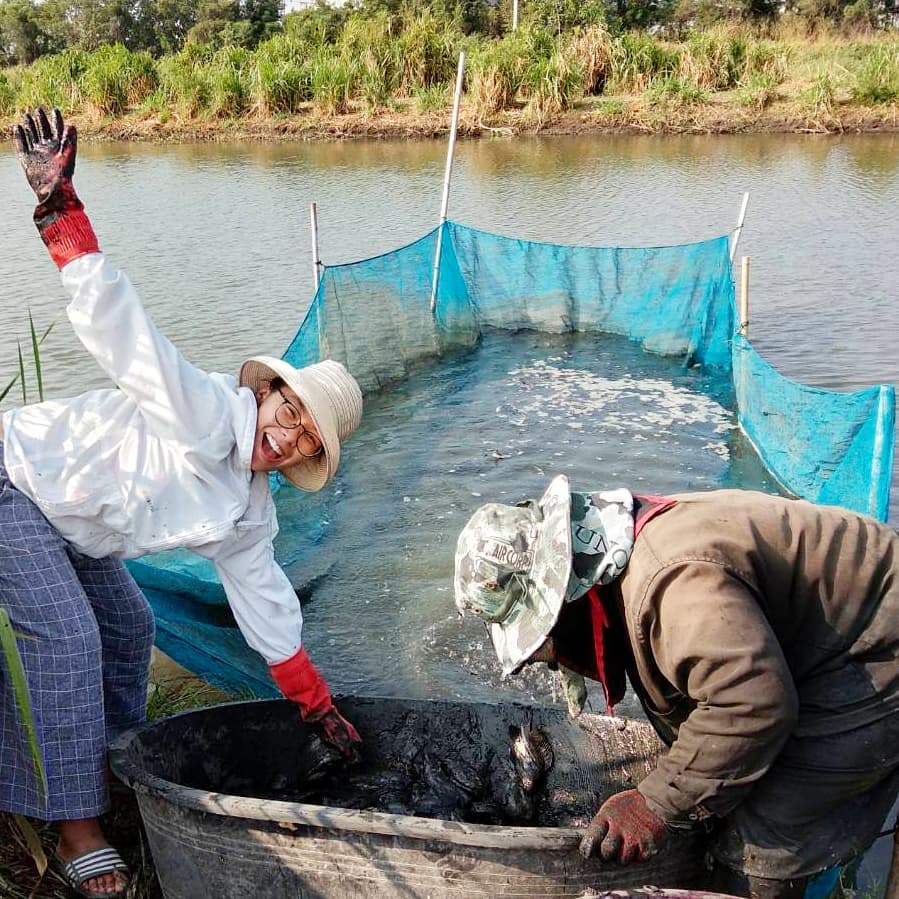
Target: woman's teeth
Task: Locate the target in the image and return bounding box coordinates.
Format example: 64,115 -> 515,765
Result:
266,433 -> 283,457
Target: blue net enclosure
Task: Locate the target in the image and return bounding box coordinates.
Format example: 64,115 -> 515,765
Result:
129,220 -> 895,697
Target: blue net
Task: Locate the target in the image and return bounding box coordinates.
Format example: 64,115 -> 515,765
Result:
130,220 -> 895,695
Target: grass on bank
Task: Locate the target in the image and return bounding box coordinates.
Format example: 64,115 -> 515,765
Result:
0,22 -> 897,135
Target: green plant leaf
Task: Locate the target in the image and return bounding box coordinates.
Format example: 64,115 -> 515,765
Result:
0,373 -> 19,404
0,609 -> 47,801
28,312 -> 44,403
16,341 -> 26,405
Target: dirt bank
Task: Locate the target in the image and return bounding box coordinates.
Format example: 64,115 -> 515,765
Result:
3,95 -> 897,143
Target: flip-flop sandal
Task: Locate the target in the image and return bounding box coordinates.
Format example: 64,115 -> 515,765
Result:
53,846 -> 131,898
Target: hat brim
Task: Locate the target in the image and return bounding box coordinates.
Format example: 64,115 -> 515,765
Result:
239,356 -> 339,492
487,474 -> 573,676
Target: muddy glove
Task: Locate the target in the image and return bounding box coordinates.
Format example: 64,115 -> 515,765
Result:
269,647 -> 363,764
559,665 -> 588,718
579,788 -> 669,864
13,107 -> 99,269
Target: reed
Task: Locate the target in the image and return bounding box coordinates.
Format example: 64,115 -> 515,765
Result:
395,6 -> 461,96
412,81 -> 450,113
801,70 -> 838,115
309,47 -> 356,115
566,24 -> 617,96
0,71 -> 15,115
521,48 -> 584,126
611,32 -> 680,93
851,43 -> 899,103
467,37 -> 527,116
155,51 -> 211,118
736,71 -> 781,109
81,45 -> 156,116
203,46 -> 252,118
679,27 -> 747,90
16,49 -> 88,112
644,75 -> 708,108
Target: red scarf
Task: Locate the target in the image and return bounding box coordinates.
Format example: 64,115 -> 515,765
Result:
555,494 -> 676,714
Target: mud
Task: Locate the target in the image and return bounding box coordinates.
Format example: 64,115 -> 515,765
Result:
180,698 -> 665,830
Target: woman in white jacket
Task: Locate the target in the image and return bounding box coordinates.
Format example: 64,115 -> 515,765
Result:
1,108 -> 363,898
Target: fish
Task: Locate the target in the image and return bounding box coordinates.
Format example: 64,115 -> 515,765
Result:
509,725 -> 554,794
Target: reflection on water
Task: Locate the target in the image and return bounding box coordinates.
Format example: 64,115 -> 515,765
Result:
276,330 -> 778,714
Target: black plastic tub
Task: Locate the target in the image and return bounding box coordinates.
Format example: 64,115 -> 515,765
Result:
110,696 -> 709,898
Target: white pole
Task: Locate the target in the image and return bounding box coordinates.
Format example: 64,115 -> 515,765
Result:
430,51 -> 466,313
729,191 -> 749,263
310,202 -> 321,292
513,0 -> 519,30
739,255 -> 750,337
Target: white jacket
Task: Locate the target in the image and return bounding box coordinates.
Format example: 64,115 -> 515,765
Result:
1,253 -> 303,665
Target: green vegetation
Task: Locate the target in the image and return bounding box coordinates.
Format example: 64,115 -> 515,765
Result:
0,3 -> 896,134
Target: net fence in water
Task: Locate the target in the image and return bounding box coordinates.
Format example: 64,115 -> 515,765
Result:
129,221 -> 895,698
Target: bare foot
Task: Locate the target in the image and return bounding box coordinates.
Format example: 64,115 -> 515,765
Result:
56,818 -> 129,895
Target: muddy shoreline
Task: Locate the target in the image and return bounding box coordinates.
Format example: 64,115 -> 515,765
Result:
3,97 -> 896,143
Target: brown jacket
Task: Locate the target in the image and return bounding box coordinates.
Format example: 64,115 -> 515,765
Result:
615,489 -> 899,827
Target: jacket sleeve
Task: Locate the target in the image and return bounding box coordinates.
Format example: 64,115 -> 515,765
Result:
210,526 -> 304,666
634,561 -> 799,826
60,253 -> 242,448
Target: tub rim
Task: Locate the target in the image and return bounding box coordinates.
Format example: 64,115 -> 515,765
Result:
109,697 -> 593,851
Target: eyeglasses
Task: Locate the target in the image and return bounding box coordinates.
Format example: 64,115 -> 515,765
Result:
274,387 -> 323,458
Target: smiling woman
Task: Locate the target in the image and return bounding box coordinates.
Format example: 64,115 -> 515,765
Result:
0,108 -> 366,899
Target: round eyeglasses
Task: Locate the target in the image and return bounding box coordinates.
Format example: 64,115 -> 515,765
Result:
274,387 -> 323,458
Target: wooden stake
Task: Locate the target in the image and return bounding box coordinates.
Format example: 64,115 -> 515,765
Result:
310,202 -> 321,293
430,51 -> 466,313
739,256 -> 750,337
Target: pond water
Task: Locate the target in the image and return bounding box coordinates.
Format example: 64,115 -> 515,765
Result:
274,328 -> 778,711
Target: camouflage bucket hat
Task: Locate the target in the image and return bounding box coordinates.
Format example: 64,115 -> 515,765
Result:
454,474 -> 572,676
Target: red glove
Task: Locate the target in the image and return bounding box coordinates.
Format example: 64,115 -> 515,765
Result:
579,789 -> 669,864
13,107 -> 99,269
269,648 -> 362,763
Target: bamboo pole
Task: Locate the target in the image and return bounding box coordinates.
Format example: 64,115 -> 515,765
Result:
310,202 -> 321,293
885,820 -> 899,899
430,51 -> 466,314
730,192 -> 750,263
739,256 -> 750,337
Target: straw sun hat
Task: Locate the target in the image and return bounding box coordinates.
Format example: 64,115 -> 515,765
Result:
239,356 -> 363,492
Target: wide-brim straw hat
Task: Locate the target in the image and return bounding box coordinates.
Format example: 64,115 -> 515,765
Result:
454,474 -> 572,676
239,356 -> 362,492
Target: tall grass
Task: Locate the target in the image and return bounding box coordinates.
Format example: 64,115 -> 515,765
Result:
309,47 -> 356,114
0,24 -> 895,125
81,45 -> 157,116
612,33 -> 680,92
851,43 -> 899,103
16,49 -> 88,112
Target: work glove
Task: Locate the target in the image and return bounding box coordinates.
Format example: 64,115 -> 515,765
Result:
579,788 -> 669,864
558,665 -> 588,718
269,647 -> 363,764
12,107 -> 99,269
